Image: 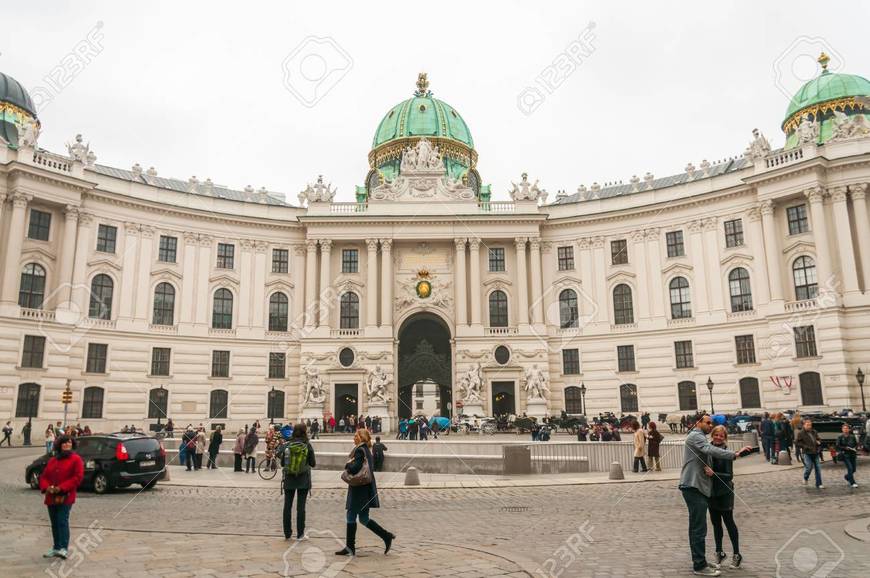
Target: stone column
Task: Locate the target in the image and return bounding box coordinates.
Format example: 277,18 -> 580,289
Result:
515,237 -> 529,325
194,235 -> 212,325
746,207 -> 771,305
806,187 -> 835,295
0,192 -> 30,304
702,217 -> 724,311
830,186 -> 860,294
118,222 -> 139,320
468,238 -> 482,326
180,233 -> 198,323
631,230 -> 650,319
69,211 -> 94,315
454,238 -> 467,326
760,200 -> 784,301
252,242 -> 267,327
529,237 -> 544,324
292,244 -> 306,330
380,239 -> 393,327
644,229 -> 665,318
0,194 -> 6,239
366,239 -> 379,328
55,206 -> 81,310
133,226 -> 154,320
850,184 -> 870,291
577,238 -> 594,320
318,239 -> 332,328
687,220 -> 709,314
304,240 -> 318,329
540,242 -> 556,325
238,240 -> 253,327
591,237 -> 607,322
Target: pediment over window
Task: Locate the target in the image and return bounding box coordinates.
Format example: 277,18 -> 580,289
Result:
209,271 -> 240,285
782,240 -> 815,256
482,276 -> 512,288
335,277 -> 364,293
720,253 -> 754,267
606,270 -> 636,283
87,256 -> 122,271
151,266 -> 183,281
265,278 -> 295,291
660,262 -> 693,276
553,275 -> 582,287
21,246 -> 57,262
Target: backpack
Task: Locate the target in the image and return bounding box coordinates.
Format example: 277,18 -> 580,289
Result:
284,441 -> 310,476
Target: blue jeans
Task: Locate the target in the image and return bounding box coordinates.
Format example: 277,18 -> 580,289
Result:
803,453 -> 823,486
841,453 -> 857,485
47,504 -> 72,550
762,437 -> 774,461
346,507 -> 370,525
680,488 -> 710,571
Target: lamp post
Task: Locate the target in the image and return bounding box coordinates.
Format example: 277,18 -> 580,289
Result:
156,385 -> 166,428
579,382 -> 587,416
706,377 -> 715,415
857,368 -> 866,413
269,386 -> 276,425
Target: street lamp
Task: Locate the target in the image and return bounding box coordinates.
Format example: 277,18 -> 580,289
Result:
857,368 -> 866,413
706,377 -> 715,415
269,386 -> 276,425
156,385 -> 166,428
579,382 -> 587,416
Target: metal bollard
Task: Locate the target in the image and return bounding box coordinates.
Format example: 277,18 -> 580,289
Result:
777,450 -> 792,465
404,466 -> 421,486
608,461 -> 625,480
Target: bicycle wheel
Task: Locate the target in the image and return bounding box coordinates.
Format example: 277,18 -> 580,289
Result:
258,458 -> 278,480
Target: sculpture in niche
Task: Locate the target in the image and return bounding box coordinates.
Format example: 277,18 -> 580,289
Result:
796,114 -> 820,145
366,365 -> 392,404
302,366 -> 327,406
523,364 -> 550,401
458,363 -> 483,404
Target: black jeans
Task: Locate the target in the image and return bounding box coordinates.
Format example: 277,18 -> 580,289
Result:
185,449 -> 194,470
762,436 -> 774,461
283,487 -> 309,538
245,456 -> 255,472
234,453 -> 242,471
633,457 -> 648,472
681,487 -> 710,571
207,450 -> 219,469
709,508 -> 739,555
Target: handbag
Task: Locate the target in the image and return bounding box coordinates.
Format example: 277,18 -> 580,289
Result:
341,446 -> 373,487
49,492 -> 67,505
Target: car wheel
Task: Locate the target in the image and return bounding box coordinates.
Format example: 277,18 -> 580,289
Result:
93,472 -> 110,494
140,479 -> 156,490
28,470 -> 40,490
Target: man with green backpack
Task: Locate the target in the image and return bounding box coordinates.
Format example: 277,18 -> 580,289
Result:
282,423 -> 316,540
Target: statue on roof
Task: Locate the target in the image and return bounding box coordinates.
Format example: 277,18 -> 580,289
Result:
414,72 -> 431,97
509,173 -> 547,203
400,137 -> 443,173
747,128 -> 771,159
15,119 -> 40,149
298,175 -> 336,205
796,113 -> 820,145
830,109 -> 870,142
66,133 -> 93,163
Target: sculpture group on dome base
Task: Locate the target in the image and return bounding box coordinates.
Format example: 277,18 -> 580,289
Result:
370,137 -> 475,202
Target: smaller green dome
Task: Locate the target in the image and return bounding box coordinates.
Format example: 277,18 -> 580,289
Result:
0,72 -> 37,117
785,71 -> 870,121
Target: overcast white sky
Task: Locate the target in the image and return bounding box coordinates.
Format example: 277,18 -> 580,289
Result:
4,1 -> 869,202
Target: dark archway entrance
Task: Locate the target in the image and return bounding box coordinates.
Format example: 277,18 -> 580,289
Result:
335,383 -> 358,423
397,313 -> 452,418
492,381 -> 516,416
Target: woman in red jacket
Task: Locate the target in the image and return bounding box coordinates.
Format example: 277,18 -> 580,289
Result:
39,434 -> 84,559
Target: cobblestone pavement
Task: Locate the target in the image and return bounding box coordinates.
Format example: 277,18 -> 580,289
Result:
1,448 -> 868,577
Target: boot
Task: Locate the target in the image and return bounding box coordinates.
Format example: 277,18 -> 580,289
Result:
335,523 -> 356,556
365,519 -> 395,554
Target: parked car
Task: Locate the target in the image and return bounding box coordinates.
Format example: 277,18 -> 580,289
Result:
26,433 -> 166,494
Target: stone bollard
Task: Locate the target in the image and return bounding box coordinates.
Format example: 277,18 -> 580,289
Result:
608,461 -> 625,480
404,466 -> 421,486
743,431 -> 758,449
777,450 -> 792,465
162,468 -> 171,482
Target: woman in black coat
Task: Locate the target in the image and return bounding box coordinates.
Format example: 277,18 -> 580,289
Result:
707,425 -> 742,569
207,426 -> 222,470
335,429 -> 394,556
283,423 -> 316,540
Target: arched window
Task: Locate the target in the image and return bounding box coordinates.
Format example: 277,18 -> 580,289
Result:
792,256 -> 818,301
18,263 -> 46,309
147,387 -> 168,419
564,386 -> 582,414
340,292 -> 359,329
15,382 -> 40,418
212,288 -> 233,329
269,292 -> 289,332
728,268 -> 753,312
613,284 -> 634,325
669,277 -> 692,319
739,377 -> 761,408
209,389 -> 228,419
678,380 -> 698,411
267,389 -> 285,420
88,274 -> 114,320
488,290 -> 509,327
152,283 -> 176,326
620,383 -> 639,413
82,386 -> 104,419
799,371 -> 823,406
559,289 -> 578,328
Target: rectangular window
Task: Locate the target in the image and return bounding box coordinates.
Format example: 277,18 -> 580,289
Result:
27,209 -> 52,241
735,335 -> 756,365
341,249 -> 359,273
787,204 -> 809,235
272,248 -> 289,273
488,247 -> 505,272
268,352 -> 286,379
150,347 -> 171,376
666,231 -> 685,257
794,325 -> 818,358
674,340 -> 694,369
216,243 -> 235,269
611,240 -> 628,265
211,350 -> 230,378
557,246 -> 574,271
617,345 -> 636,372
724,219 -> 744,248
562,349 -> 580,375
158,235 -> 178,263
21,335 -> 46,368
86,343 -> 108,374
96,224 -> 118,253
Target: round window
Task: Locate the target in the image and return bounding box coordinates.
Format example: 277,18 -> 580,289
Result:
339,348 -> 355,368
494,345 -> 510,365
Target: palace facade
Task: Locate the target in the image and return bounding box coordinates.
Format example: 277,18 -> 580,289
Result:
2,59 -> 870,432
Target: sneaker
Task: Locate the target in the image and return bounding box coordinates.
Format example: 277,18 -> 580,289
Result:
715,552 -> 727,564
730,553 -> 742,569
692,567 -> 721,576
851,483 -> 859,488
817,484 -> 825,489
56,549 -> 68,559
42,549 -> 57,558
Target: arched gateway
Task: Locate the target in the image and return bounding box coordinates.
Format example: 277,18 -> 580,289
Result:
396,313 -> 453,419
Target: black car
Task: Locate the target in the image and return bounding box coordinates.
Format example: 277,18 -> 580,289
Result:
26,433 -> 167,494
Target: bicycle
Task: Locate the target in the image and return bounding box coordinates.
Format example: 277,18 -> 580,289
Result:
257,442 -> 286,480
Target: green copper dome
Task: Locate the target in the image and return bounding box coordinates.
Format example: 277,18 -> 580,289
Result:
784,71 -> 870,121
0,72 -> 39,148
0,72 -> 37,117
372,95 -> 473,148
